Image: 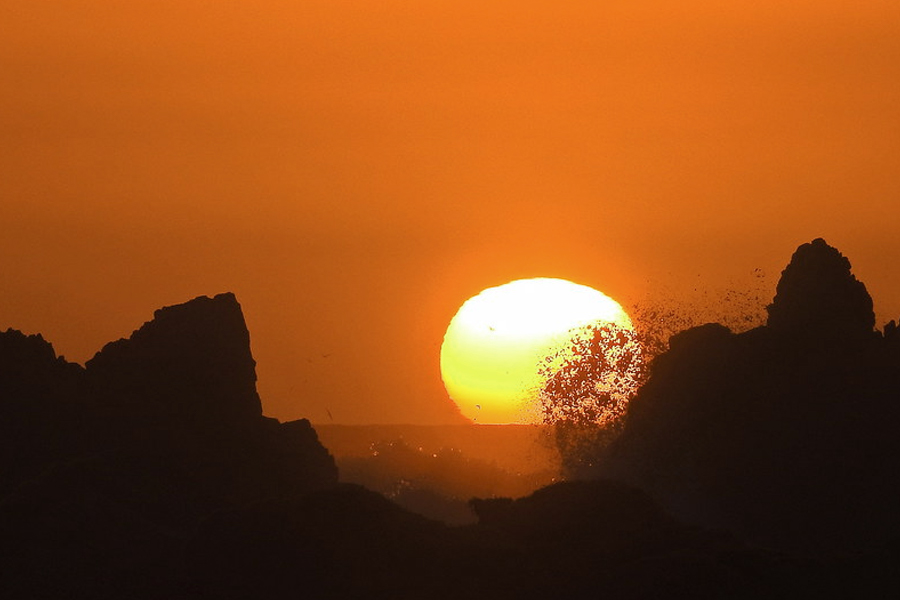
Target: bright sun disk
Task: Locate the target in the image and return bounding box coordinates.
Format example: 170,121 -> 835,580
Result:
440,278 -> 632,424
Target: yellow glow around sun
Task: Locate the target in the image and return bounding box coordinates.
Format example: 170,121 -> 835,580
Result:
441,278 -> 632,424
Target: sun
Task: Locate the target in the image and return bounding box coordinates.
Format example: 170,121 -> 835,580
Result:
440,278 -> 633,424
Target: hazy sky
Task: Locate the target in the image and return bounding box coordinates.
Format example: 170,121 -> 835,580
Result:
2,1 -> 899,424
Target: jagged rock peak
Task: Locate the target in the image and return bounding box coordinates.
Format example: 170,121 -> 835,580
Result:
766,238 -> 875,341
1,328 -> 59,365
0,328 -> 82,391
86,292 -> 262,425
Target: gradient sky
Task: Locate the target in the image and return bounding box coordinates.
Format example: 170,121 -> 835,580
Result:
2,1 -> 899,424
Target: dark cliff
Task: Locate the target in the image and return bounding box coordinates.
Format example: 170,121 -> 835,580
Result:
767,237 -> 876,343
604,239 -> 900,554
0,329 -> 86,491
1,293 -> 337,598
86,293 -> 263,429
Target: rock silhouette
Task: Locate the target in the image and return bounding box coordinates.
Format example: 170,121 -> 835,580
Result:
2,253 -> 899,599
87,292 -> 263,435
0,293 -> 337,598
0,330 -> 86,494
766,237 -> 876,342
603,238 -> 900,555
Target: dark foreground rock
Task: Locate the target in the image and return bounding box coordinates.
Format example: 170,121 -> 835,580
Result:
86,292 -> 264,436
0,329 -> 86,492
182,479 -> 899,599
603,239 -> 900,556
0,293 -> 337,598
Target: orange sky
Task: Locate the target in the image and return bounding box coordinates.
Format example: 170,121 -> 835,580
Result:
2,1 -> 899,424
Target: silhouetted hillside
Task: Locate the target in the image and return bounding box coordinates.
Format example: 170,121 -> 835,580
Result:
184,479 -> 800,600
316,423 -> 559,475
317,423 -> 560,524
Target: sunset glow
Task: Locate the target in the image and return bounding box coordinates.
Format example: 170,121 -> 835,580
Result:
440,278 -> 632,424
2,3 -> 900,595
2,2 -> 899,427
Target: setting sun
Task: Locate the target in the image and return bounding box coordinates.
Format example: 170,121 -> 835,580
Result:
440,278 -> 632,424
